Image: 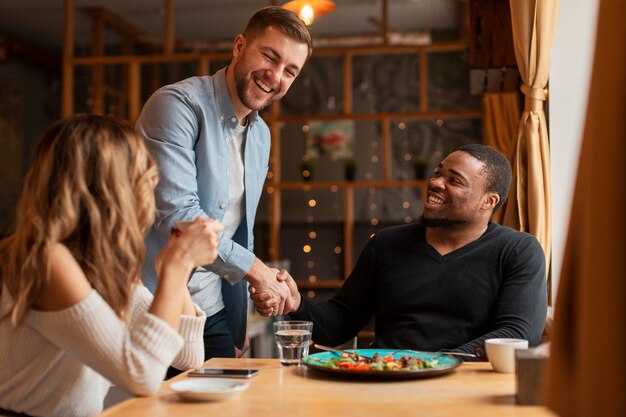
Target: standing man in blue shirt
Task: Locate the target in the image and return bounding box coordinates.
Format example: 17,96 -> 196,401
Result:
136,6 -> 312,361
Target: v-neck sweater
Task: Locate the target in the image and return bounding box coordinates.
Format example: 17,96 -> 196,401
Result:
292,222 -> 547,358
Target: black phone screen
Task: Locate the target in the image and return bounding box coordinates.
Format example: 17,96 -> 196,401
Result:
187,368 -> 259,378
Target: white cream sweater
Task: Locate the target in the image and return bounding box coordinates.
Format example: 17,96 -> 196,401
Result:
0,286 -> 206,417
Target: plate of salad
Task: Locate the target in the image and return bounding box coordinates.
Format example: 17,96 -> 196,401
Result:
302,349 -> 461,380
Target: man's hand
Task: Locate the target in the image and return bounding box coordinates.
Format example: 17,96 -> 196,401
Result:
250,269 -> 301,316
244,258 -> 289,315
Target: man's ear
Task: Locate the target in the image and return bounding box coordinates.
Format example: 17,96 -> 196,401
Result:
233,34 -> 245,57
483,193 -> 500,211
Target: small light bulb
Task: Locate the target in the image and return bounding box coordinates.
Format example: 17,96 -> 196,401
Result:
300,4 -> 315,25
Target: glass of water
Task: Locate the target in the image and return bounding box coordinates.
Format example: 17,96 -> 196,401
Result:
273,320 -> 313,366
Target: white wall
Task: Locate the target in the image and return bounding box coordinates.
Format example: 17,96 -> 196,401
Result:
549,0 -> 600,302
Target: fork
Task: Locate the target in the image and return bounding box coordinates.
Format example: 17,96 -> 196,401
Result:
390,349 -> 478,359
313,344 -> 374,360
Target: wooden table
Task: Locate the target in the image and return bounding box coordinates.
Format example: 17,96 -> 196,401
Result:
98,358 -> 556,417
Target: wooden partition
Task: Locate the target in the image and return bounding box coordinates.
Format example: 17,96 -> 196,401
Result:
62,0 -> 483,295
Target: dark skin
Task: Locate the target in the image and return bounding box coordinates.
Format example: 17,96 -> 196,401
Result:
422,150 -> 499,255
250,150 -> 501,315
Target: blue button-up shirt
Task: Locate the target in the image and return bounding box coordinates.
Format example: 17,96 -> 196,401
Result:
136,68 -> 270,346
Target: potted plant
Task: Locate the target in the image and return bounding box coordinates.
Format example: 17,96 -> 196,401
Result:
413,157 -> 428,180
343,158 -> 358,181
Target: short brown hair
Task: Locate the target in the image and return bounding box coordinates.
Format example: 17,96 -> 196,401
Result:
243,6 -> 313,60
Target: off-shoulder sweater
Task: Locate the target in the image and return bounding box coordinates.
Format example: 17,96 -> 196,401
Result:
0,285 -> 206,417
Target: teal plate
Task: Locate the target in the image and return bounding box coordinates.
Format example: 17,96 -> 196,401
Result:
303,349 -> 462,380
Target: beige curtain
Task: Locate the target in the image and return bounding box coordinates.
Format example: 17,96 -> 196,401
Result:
501,0 -> 559,274
544,0 -> 626,415
484,92 -> 520,156
483,92 -> 521,224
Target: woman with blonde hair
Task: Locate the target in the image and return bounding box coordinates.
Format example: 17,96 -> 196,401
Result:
0,114 -> 223,417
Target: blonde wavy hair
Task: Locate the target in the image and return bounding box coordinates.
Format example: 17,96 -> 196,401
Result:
0,114 -> 158,326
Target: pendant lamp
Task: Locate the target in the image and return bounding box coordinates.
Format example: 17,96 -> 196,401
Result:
282,0 -> 336,25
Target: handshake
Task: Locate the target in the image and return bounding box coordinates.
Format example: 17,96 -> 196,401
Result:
245,258 -> 301,317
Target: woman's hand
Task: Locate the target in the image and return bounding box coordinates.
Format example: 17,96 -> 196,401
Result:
156,217 -> 224,277
150,217 -> 223,328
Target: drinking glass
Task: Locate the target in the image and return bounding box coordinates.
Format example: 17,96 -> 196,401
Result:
273,320 -> 313,366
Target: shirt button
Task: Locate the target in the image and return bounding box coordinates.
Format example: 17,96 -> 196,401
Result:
219,115 -> 224,121
231,117 -> 237,123
226,137 -> 231,143
219,202 -> 226,209
224,274 -> 230,280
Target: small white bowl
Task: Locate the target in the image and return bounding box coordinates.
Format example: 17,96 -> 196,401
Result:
169,378 -> 250,402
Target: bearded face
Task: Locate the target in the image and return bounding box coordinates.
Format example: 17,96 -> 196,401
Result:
230,27 -> 308,113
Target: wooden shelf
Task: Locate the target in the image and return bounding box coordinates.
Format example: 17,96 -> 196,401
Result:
276,180 -> 428,190
276,109 -> 483,123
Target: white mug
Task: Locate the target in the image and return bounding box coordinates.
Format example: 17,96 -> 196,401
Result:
485,338 -> 528,373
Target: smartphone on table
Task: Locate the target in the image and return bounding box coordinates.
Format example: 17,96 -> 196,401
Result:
187,368 -> 259,378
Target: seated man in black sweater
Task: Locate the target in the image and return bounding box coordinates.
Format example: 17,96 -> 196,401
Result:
251,144 -> 548,359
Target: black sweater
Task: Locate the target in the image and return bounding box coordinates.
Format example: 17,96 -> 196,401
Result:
291,222 -> 547,359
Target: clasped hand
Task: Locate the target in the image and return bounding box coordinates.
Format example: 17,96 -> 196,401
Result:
249,269 -> 301,317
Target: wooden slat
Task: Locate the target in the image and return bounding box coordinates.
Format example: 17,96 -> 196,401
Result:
381,118 -> 391,181
311,41 -> 467,57
343,187 -> 354,278
90,7 -> 105,114
342,51 -> 352,115
198,58 -> 210,76
163,0 -> 175,54
381,0 -> 388,45
62,0 -> 74,117
72,52 -> 232,65
127,61 -> 140,124
269,100 -> 282,261
278,109 -> 483,123
70,43 -> 467,67
277,180 -> 428,190
420,48 -> 428,112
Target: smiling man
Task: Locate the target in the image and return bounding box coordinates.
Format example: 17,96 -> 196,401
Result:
136,6 -> 311,366
251,144 -> 548,359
